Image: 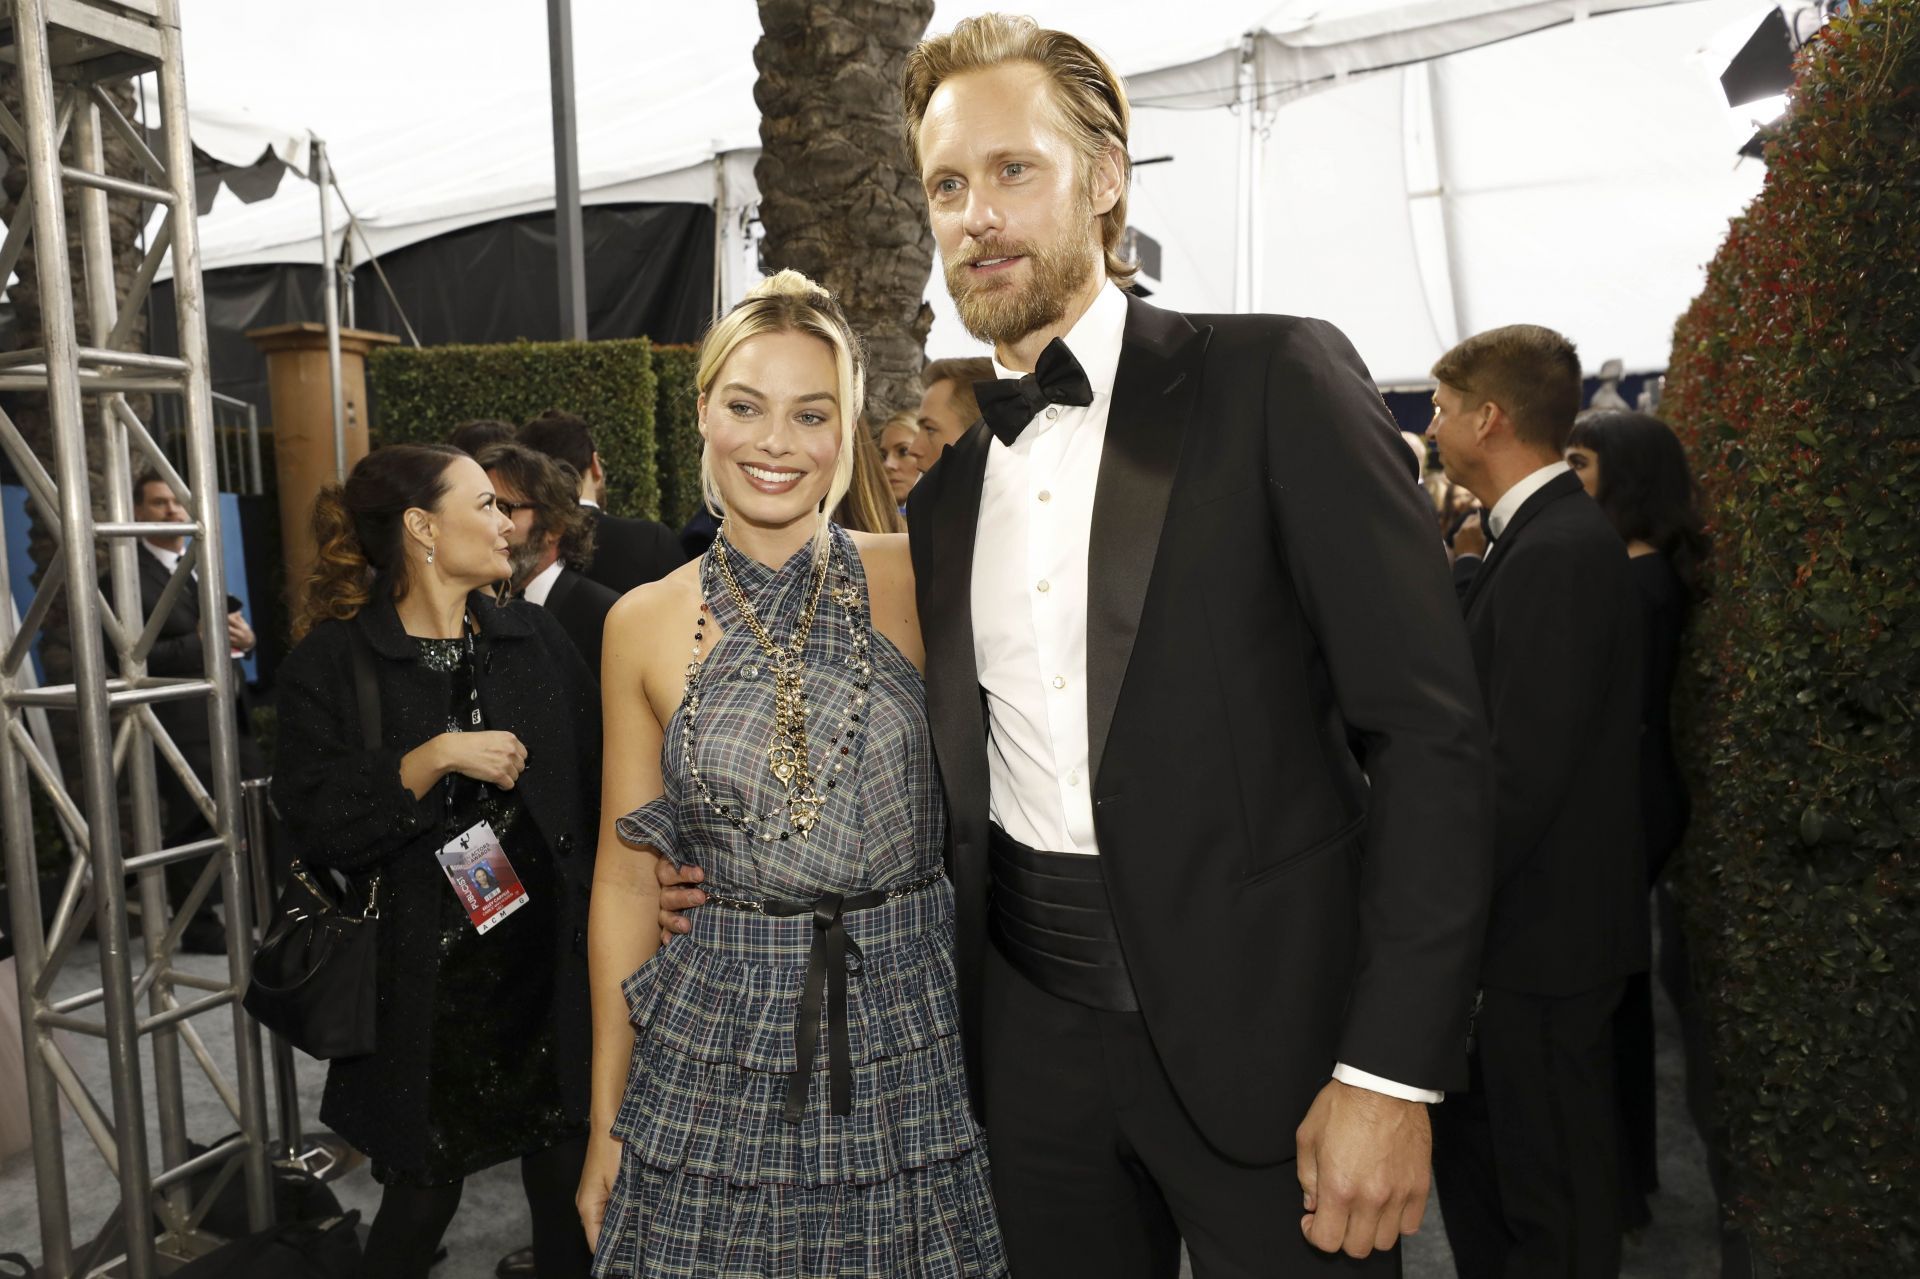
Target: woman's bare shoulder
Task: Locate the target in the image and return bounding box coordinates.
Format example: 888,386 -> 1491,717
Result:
845,530 -> 912,584
607,559 -> 703,635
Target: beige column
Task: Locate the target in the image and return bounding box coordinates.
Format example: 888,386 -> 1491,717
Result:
245,323 -> 399,621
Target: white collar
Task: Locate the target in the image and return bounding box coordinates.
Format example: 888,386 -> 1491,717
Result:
990,281 -> 1129,402
142,539 -> 186,574
520,558 -> 566,608
578,498 -> 601,511
1487,460 -> 1572,540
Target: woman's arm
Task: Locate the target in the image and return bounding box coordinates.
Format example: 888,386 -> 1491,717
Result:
272,632 -> 446,873
577,586 -> 670,1242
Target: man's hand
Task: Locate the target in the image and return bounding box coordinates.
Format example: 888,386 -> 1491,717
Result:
226,610 -> 255,654
1296,1079 -> 1431,1259
1450,510 -> 1488,561
654,853 -> 705,946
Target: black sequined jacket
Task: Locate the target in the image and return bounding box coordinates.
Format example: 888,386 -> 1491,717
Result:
270,589 -> 602,1160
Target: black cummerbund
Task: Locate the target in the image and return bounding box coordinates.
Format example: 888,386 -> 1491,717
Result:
988,824 -> 1139,1012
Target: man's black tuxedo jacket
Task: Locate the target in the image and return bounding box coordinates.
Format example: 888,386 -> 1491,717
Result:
1459,471 -> 1649,996
580,506 -> 684,597
906,296 -> 1493,1165
109,549 -> 264,799
541,565 -> 618,684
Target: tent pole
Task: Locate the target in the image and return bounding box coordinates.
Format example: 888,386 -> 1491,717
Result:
712,150 -> 726,322
1248,36 -> 1266,314
315,137 -> 347,481
547,0 -> 588,341
1233,33 -> 1255,313
1423,62 -> 1471,349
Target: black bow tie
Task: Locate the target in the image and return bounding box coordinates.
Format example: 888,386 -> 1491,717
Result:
974,338 -> 1094,446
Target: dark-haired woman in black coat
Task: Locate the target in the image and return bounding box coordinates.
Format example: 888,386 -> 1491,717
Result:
273,444 -> 600,1279
1566,410 -> 1708,1233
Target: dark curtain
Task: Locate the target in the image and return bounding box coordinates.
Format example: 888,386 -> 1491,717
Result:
151,201 -> 714,414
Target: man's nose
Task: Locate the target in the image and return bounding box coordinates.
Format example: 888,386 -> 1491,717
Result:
962,189 -> 1003,240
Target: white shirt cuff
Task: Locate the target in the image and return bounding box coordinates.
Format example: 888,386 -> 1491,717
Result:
1332,1062 -> 1443,1105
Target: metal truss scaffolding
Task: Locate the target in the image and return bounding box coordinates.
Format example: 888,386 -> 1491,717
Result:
0,2 -> 272,1275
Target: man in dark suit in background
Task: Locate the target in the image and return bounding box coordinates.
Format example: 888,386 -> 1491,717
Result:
123,471 -> 265,952
908,355 -> 994,474
517,410 -> 682,597
479,443 -> 618,681
1426,325 -> 1647,1278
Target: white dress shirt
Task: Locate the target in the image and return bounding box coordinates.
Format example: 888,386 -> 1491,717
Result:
143,539 -> 187,576
969,286 -> 1440,1104
520,558 -> 565,607
1486,460 -> 1572,540
971,283 -> 1126,856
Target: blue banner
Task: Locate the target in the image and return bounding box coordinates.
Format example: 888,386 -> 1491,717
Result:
1,484 -> 256,683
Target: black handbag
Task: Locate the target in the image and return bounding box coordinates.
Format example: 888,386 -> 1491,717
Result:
169,1211 -> 361,1279
243,621 -> 383,1060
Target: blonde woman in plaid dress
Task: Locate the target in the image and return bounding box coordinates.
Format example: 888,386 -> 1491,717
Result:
576,272 -> 1007,1277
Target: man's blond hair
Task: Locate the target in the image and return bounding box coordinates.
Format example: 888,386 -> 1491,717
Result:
903,13 -> 1136,288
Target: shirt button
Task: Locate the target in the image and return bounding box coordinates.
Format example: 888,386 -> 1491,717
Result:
1036,580 -> 1050,594
1067,771 -> 1081,787
1046,406 -> 1059,420
1037,490 -> 1052,503
1052,675 -> 1066,690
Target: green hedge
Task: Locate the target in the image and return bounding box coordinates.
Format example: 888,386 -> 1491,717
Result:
368,338 -> 662,521
652,344 -> 704,532
1664,2 -> 1919,1270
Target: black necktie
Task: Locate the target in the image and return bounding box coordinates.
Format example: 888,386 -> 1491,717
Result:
974,338 -> 1095,446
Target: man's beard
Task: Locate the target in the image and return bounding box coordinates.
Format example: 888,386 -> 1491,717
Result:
945,208 -> 1100,347
506,538 -> 544,591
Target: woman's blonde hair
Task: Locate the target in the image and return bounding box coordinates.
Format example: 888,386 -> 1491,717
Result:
835,423 -> 907,534
870,409 -> 919,444
697,269 -> 866,559
903,13 -> 1136,287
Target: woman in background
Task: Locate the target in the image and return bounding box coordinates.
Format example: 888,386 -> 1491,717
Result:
1565,408 -> 1708,1232
274,443 -> 601,1279
875,409 -> 922,509
833,418 -> 908,534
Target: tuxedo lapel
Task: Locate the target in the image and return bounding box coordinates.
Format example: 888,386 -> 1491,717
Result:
1462,470 -> 1584,615
920,422 -> 994,843
1086,297 -> 1210,790
545,566 -> 580,617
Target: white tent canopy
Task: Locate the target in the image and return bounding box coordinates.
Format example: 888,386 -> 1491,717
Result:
154,0 -> 1777,383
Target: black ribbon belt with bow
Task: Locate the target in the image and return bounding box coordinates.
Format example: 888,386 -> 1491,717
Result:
974,336 -> 1094,446
711,872 -> 944,1124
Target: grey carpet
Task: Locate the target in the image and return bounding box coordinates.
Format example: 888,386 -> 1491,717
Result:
4,932 -> 1718,1278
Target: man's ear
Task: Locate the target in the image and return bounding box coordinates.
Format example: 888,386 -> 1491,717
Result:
1476,400 -> 1504,445
1088,142 -> 1125,219
589,451 -> 606,482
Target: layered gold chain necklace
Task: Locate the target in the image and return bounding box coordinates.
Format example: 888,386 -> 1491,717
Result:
684,527 -> 870,841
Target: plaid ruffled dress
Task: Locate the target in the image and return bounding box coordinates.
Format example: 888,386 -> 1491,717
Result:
592,527 -> 1006,1279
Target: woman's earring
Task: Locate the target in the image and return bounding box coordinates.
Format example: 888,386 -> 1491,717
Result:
426,545 -> 435,566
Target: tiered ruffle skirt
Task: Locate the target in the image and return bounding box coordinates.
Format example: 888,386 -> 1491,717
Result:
590,882 -> 1007,1278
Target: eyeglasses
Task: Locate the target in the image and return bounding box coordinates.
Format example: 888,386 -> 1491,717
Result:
496,499 -> 541,518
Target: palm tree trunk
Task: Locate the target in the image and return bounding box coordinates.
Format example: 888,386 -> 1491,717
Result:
753,0 -> 936,418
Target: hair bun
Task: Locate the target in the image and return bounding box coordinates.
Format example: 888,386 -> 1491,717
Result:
747,269 -> 832,306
